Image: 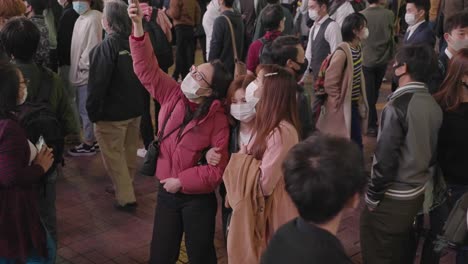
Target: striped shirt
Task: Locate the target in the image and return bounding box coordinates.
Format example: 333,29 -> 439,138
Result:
350,45 -> 362,102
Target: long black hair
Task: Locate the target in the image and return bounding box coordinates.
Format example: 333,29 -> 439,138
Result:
179,60 -> 233,131
0,61 -> 20,120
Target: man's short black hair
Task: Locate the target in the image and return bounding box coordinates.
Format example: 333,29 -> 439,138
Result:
261,35 -> 301,66
341,13 -> 367,42
224,0 -> 235,8
25,0 -> 47,14
0,17 -> 40,62
0,61 -> 20,119
395,44 -> 437,83
313,0 -> 330,10
283,134 -> 366,224
262,4 -> 284,31
444,11 -> 468,34
406,0 -> 429,12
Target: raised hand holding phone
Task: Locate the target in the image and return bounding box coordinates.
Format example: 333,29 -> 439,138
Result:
127,0 -> 144,37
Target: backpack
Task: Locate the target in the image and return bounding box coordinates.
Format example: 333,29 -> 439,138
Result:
312,46 -> 346,121
18,66 -> 64,173
434,192 -> 468,254
142,7 -> 174,70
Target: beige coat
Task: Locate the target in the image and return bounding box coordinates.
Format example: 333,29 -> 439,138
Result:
316,42 -> 369,139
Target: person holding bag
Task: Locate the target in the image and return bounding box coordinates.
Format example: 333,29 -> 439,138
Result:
127,2 -> 233,264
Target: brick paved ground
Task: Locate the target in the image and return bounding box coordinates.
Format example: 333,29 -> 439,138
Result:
54,49 -> 455,263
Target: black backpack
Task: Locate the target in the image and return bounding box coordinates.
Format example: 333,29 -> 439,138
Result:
142,7 -> 174,70
18,66 -> 64,173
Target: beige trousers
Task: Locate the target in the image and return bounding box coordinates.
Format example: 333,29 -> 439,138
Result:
95,117 -> 141,206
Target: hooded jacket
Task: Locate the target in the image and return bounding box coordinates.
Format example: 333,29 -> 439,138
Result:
130,34 -> 230,194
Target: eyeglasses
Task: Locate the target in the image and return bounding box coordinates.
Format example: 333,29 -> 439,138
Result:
190,65 -> 212,88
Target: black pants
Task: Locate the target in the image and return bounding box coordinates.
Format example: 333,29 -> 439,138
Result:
140,67 -> 168,149
173,25 -> 195,80
149,185 -> 217,264
363,64 -> 387,130
360,195 -> 424,264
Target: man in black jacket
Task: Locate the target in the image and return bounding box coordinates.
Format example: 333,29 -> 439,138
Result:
209,0 -> 245,76
87,0 -> 143,211
262,35 -> 315,139
261,134 -> 366,264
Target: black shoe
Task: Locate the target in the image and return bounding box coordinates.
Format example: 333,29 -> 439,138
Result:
68,143 -> 97,156
114,202 -> 138,212
367,127 -> 378,137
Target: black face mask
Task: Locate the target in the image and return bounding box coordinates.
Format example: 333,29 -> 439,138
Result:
293,58 -> 309,77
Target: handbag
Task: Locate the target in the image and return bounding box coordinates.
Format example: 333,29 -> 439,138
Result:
140,100 -> 181,176
222,15 -> 246,78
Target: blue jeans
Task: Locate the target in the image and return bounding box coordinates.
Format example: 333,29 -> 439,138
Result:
0,229 -> 56,264
76,84 -> 95,143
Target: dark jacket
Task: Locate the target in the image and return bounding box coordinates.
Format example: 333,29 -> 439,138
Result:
57,4 -> 79,67
403,21 -> 436,47
365,82 -> 442,209
209,10 -> 245,75
428,50 -> 449,94
438,103 -> 468,185
0,119 -> 47,260
261,218 -> 352,264
297,84 -> 315,139
87,33 -> 143,122
15,61 -> 79,135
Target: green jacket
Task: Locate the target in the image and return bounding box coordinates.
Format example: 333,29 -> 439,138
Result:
16,62 -> 79,136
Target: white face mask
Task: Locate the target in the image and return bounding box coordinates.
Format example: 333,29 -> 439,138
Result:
449,35 -> 468,51
405,13 -> 417,26
361,27 -> 369,40
308,9 -> 319,21
245,81 -> 260,106
181,74 -> 201,99
18,88 -> 27,105
230,102 -> 256,122
72,1 -> 90,16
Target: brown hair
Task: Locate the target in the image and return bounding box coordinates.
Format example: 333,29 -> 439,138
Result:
0,0 -> 26,19
250,64 -> 300,160
434,48 -> 468,112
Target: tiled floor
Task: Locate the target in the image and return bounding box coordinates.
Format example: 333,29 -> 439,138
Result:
54,78 -> 455,263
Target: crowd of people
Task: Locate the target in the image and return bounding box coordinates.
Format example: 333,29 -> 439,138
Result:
0,0 -> 467,263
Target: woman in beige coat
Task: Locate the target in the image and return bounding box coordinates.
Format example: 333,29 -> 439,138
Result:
317,13 -> 369,149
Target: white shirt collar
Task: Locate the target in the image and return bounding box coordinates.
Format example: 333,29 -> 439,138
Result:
316,14 -> 330,26
407,20 -> 425,34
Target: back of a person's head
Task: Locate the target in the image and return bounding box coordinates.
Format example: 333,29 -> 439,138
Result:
282,134 -> 366,224
444,11 -> 468,34
0,61 -> 20,119
26,0 -> 47,15
263,35 -> 301,67
0,0 -> 26,21
342,13 -> 367,42
261,4 -> 284,32
395,44 -> 437,83
0,16 -> 40,62
104,0 -> 131,36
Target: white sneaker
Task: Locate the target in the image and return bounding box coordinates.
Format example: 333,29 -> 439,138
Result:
137,148 -> 147,158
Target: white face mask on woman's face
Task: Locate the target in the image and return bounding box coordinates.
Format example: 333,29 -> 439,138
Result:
245,81 -> 260,106
181,74 -> 201,99
230,102 -> 256,122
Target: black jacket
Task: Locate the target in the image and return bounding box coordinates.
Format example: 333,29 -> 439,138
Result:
209,10 -> 245,75
87,33 -> 143,122
57,4 -> 79,67
297,84 -> 315,139
403,21 -> 436,47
